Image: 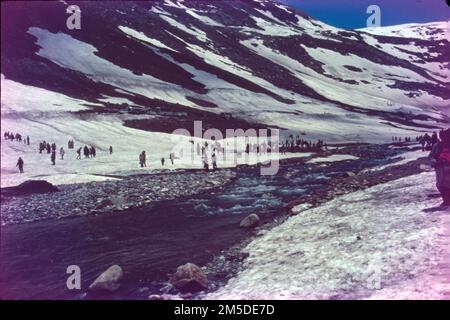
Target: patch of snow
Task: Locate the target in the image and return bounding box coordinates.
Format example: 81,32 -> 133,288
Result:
207,172 -> 442,299
307,154 -> 359,164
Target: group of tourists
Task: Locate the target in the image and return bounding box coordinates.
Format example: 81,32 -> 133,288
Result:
76,145 -> 97,160
391,136 -> 413,143
418,132 -> 439,152
3,131 -> 30,173
4,131 -> 29,145
279,136 -> 325,154
38,141 -> 64,165
3,130 -> 116,173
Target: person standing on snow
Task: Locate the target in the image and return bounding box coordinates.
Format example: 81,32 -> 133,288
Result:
76,147 -> 82,160
139,151 -> 147,167
83,145 -> 90,158
51,150 -> 56,165
60,147 -> 65,160
429,128 -> 450,208
16,157 -> 24,173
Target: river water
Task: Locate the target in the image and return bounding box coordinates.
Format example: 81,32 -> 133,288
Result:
0,144 -> 405,299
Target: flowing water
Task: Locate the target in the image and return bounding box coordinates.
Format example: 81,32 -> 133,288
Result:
0,145 -> 406,299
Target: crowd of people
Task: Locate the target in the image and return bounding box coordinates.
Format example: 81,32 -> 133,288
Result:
5,128 -> 450,195
417,132 -> 439,152
4,131 -> 29,145
391,136 -> 413,143
3,131 -> 115,173
279,135 -> 325,154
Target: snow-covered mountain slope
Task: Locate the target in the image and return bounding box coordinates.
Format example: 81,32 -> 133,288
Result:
361,21 -> 450,41
2,0 -> 449,139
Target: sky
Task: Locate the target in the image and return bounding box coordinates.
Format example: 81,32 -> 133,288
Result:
278,0 -> 450,29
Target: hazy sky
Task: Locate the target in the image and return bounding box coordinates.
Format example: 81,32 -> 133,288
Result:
278,0 -> 450,29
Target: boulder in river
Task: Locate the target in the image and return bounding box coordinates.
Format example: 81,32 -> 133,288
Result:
89,265 -> 123,292
2,180 -> 59,197
240,213 -> 260,228
169,263 -> 208,293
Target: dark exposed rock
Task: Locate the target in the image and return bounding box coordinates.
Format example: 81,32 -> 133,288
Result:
1,180 -> 59,197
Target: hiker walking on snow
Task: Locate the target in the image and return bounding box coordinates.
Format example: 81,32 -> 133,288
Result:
60,147 -> 65,160
429,128 -> 450,208
76,147 -> 82,160
16,157 -> 24,173
26,136 -> 30,145
109,146 -> 113,154
161,157 -> 165,166
170,152 -> 175,165
139,151 -> 147,167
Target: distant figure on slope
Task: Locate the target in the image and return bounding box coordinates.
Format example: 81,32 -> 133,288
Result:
139,151 -> 146,167
169,152 -> 175,165
60,147 -> 65,160
429,128 -> 450,208
109,146 -> 113,154
46,143 -> 51,154
76,147 -> 82,160
26,136 -> 30,145
16,157 -> 24,173
161,157 -> 165,166
51,150 -> 56,165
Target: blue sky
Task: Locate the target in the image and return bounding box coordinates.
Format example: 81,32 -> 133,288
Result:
278,0 -> 450,29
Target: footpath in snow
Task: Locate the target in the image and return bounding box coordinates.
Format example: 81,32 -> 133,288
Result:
207,171 -> 450,300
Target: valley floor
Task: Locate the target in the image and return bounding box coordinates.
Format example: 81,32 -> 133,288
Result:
207,170 -> 450,300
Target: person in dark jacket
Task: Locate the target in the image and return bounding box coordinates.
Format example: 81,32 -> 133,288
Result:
16,157 -> 24,173
51,150 -> 56,165
429,128 -> 450,207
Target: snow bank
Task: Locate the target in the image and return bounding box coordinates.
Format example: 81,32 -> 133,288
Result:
307,154 -> 359,164
207,172 -> 443,300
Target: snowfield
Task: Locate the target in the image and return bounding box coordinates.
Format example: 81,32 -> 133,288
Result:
207,172 -> 449,300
